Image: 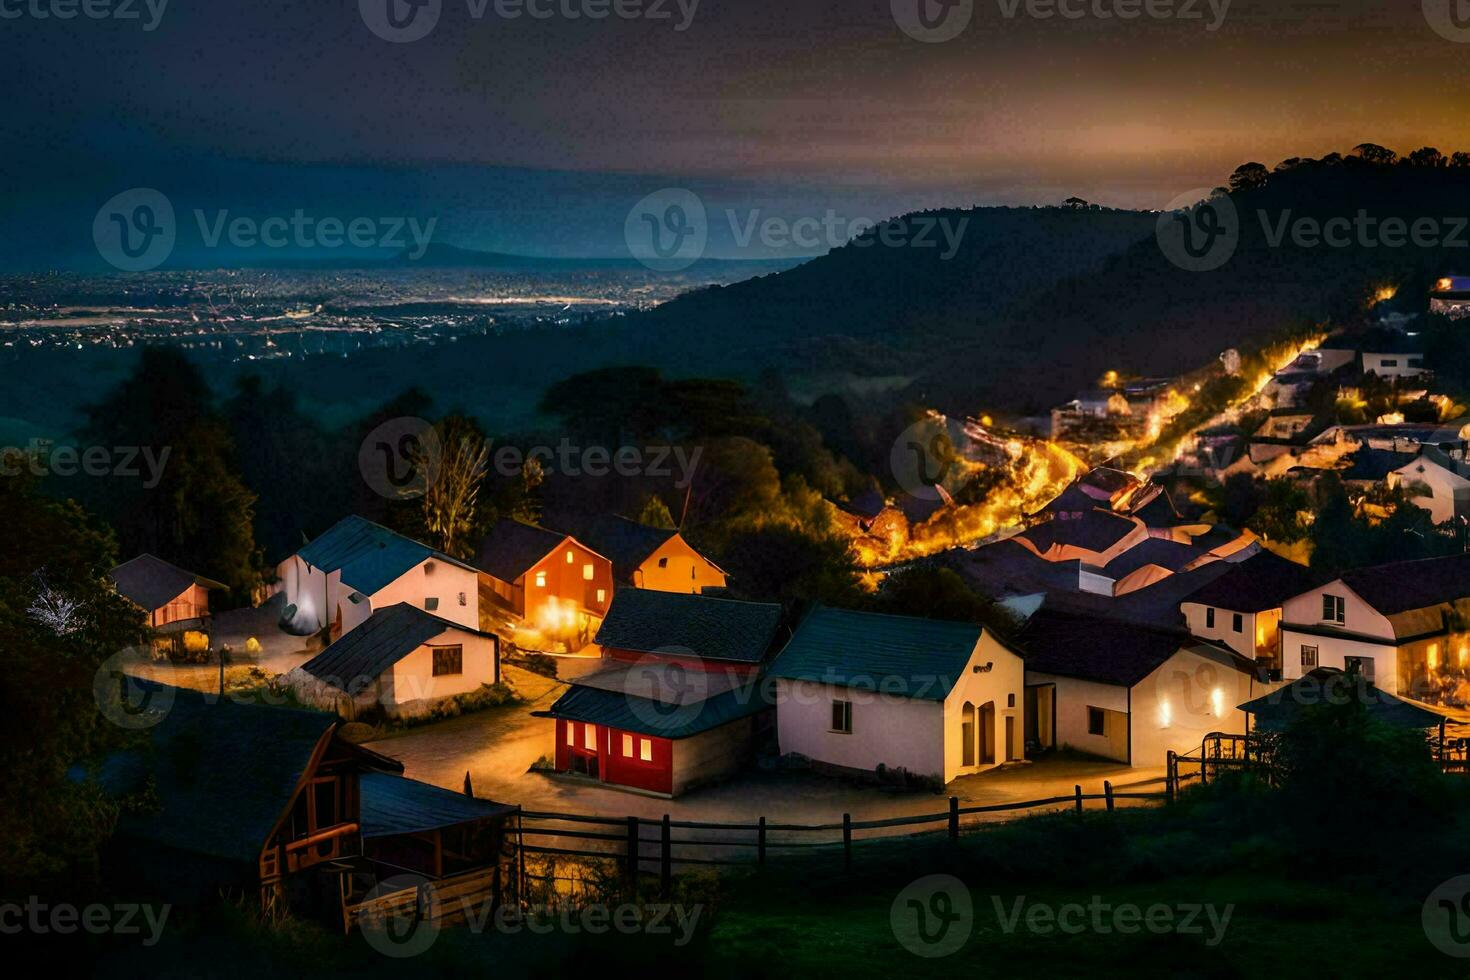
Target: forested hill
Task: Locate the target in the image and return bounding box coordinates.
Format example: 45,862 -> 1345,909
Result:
625,147 -> 1470,416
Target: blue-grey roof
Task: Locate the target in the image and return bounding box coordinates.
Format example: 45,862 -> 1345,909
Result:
298,515 -> 469,595
475,518 -> 570,583
109,554 -> 225,611
768,606 -> 994,701
1240,669 -> 1445,732
300,603 -> 493,691
595,589 -> 783,664
544,667 -> 770,739
359,772 -> 515,838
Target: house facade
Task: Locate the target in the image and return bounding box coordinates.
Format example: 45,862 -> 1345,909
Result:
476,518 -> 613,634
1389,449 -> 1470,525
768,607 -> 1026,784
278,516 -> 480,640
1180,550 -> 1323,671
578,514 -> 727,595
109,554 -> 226,657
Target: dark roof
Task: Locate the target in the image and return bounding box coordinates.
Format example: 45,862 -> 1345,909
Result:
93,684 -> 377,865
1183,550 -> 1325,614
1018,509 -> 1138,555
1036,483 -> 1103,517
543,668 -> 770,739
1338,554 -> 1470,615
595,588 -> 783,664
359,772 -> 515,838
300,603 -> 489,690
1129,486 -> 1192,528
841,488 -> 889,520
1341,448 -> 1418,483
768,606 -> 999,701
297,516 -> 469,595
1021,609 -> 1250,687
475,518 -> 571,583
109,554 -> 225,611
1101,538 -> 1203,579
578,514 -> 680,582
1240,669 -> 1446,732
1080,467 -> 1139,498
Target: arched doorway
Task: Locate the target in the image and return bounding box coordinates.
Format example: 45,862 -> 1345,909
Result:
961,702 -> 976,767
979,701 -> 996,765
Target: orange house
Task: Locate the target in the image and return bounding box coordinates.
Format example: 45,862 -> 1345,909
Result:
578,514 -> 727,596
110,553 -> 225,628
475,518 -> 613,633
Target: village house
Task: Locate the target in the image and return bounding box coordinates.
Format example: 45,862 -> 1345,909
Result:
286,603 -> 500,720
1021,609 -> 1267,766
539,589 -> 784,797
1388,447 -> 1470,524
475,517 -> 613,637
1240,667 -> 1449,744
1357,331 -> 1428,379
1279,553 -> 1470,700
768,606 -> 1025,784
1430,275 -> 1470,319
576,513 -> 727,595
1180,550 -> 1325,672
277,515 -> 481,641
108,553 -> 225,657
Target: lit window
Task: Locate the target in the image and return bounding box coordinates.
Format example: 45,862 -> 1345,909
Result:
1428,644 -> 1441,671
596,589 -> 606,604
583,724 -> 596,751
831,700 -> 852,734
535,571 -> 547,588
622,734 -> 634,757
583,563 -> 594,581
639,739 -> 653,762
566,550 -> 574,564
566,724 -> 574,747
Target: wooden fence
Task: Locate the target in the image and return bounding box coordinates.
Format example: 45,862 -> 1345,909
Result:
516,781 -> 1166,895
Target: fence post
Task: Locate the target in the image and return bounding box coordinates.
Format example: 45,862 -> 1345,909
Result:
948,797 -> 960,841
660,814 -> 672,899
1166,751 -> 1176,802
842,813 -> 852,872
757,817 -> 767,868
625,816 -> 640,896
1104,780 -> 1115,812
1074,784 -> 1083,814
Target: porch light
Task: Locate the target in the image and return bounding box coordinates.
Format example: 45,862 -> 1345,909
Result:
1159,700 -> 1172,728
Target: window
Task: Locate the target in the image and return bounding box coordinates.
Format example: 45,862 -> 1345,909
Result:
535,571 -> 547,588
1007,693 -> 1016,708
583,724 -> 596,751
658,557 -> 669,569
458,591 -> 467,606
622,734 -> 634,757
424,597 -> 439,611
1087,707 -> 1106,737
831,700 -> 853,734
639,739 -> 653,762
431,645 -> 463,676
1381,359 -> 1399,368
596,589 -> 607,604
1301,645 -> 1318,668
1322,594 -> 1345,624
583,563 -> 594,581
1232,613 -> 1244,634
566,723 -> 575,746
566,549 -> 574,564
1345,656 -> 1375,681
1206,608 -> 1215,629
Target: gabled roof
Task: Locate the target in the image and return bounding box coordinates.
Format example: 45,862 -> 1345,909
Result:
1342,448 -> 1419,483
359,772 -> 515,838
1337,553 -> 1470,616
578,514 -> 683,583
542,666 -> 770,739
109,554 -> 226,612
1021,609 -> 1251,688
92,683 -> 398,865
768,605 -> 1001,701
1183,550 -> 1325,614
300,603 -> 491,690
1100,537 -> 1203,579
297,515 -> 470,596
1239,668 -> 1445,731
595,588 -> 783,664
475,518 -> 572,583
1018,509 -> 1139,555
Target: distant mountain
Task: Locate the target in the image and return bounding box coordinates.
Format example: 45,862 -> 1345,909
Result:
249,242 -> 803,277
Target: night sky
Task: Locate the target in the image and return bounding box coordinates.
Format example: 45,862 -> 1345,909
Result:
4,0 -> 1470,262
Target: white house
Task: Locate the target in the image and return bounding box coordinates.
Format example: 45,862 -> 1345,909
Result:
767,607 -> 1025,785
1279,553 -> 1470,699
1180,549 -> 1323,672
1022,610 -> 1267,766
286,603 -> 499,719
277,515 -> 481,640
1388,448 -> 1470,525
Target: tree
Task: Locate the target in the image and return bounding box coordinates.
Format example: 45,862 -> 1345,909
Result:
1452,152 -> 1470,169
715,524 -> 862,606
415,416 -> 489,560
869,566 -> 1018,636
1352,143 -> 1398,166
1408,146 -> 1445,168
1228,162 -> 1270,192
637,494 -> 676,530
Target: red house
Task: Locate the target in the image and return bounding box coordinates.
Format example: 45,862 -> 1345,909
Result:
539,589 -> 784,797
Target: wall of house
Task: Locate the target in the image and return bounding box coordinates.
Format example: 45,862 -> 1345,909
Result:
1281,581 -> 1398,689
387,629 -> 498,716
1182,602 -> 1262,661
775,679 -> 945,781
554,719 -> 674,795
940,632 -> 1025,782
670,717 -> 758,796
153,583 -> 211,627
634,536 -> 727,595
1362,353 -> 1427,379
1280,628 -> 1401,694
1391,460 -> 1470,525
278,555 -> 331,633
523,540 -> 613,631
1027,672 -> 1130,762
372,558 -> 480,632
1131,648 -> 1260,767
